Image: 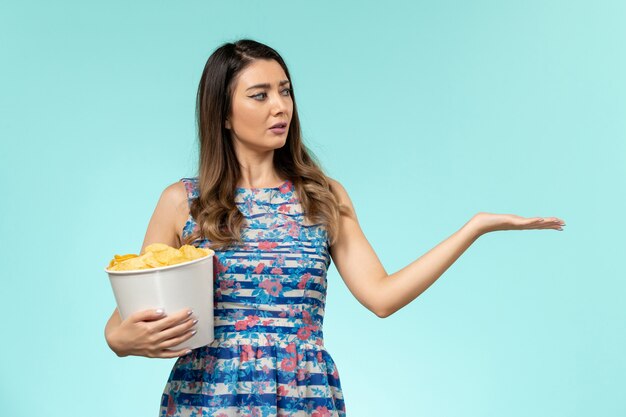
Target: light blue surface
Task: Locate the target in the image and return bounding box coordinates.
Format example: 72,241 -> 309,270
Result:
1,1 -> 624,416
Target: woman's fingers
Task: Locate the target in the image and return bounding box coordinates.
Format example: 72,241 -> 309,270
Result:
159,328 -> 197,350
150,308 -> 194,333
529,217 -> 566,230
155,330 -> 198,358
144,319 -> 197,358
154,315 -> 197,344
128,308 -> 166,323
544,217 -> 565,226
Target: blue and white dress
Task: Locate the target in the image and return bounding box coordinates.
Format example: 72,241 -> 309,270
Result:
159,177 -> 346,417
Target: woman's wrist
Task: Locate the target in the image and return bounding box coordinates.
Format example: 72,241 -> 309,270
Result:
465,214 -> 487,239
105,327 -> 129,357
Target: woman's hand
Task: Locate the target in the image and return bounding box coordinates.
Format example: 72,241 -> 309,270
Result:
470,212 -> 566,236
106,308 -> 198,359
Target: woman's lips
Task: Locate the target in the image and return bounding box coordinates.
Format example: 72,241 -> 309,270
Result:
269,126 -> 287,134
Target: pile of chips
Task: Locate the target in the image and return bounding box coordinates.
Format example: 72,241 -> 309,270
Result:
107,243 -> 214,271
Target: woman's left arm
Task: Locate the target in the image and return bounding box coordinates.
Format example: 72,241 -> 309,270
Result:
327,178 -> 565,318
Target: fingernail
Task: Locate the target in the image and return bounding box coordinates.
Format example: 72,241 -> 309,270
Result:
156,309 -> 164,315
190,330 -> 197,335
192,319 -> 198,325
185,349 -> 192,355
187,310 -> 193,316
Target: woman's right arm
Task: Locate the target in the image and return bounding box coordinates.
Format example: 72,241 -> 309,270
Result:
104,182 -> 197,358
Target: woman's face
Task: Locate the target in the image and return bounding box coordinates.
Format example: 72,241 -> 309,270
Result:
226,59 -> 293,153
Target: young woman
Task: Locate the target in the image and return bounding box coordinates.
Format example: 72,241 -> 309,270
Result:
104,39 -> 565,417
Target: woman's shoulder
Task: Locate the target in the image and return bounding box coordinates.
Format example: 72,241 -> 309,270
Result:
325,176 -> 349,202
177,177 -> 199,199
325,176 -> 356,217
161,180 -> 191,206
161,181 -> 189,224
326,176 -> 341,189
160,180 -> 192,244
158,177 -> 201,204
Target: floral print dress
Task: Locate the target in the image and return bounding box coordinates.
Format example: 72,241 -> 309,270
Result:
159,177 -> 346,417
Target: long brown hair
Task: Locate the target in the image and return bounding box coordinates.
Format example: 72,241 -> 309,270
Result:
182,39 -> 346,250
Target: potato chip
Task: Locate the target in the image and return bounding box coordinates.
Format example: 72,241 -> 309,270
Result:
180,245 -> 210,259
107,253 -> 139,269
106,243 -> 214,271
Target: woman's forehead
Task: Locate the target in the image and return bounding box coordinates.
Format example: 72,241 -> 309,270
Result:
236,59 -> 289,89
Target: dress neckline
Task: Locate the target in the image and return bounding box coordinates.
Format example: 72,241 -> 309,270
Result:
235,179 -> 291,193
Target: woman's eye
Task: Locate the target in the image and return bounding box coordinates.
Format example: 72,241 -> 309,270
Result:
250,88 -> 292,100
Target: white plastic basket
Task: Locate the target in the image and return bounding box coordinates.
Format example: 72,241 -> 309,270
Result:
106,254 -> 214,351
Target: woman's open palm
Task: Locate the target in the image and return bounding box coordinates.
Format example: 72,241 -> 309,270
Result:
472,212 -> 566,235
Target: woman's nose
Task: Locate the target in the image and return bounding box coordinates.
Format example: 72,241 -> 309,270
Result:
269,91 -> 289,113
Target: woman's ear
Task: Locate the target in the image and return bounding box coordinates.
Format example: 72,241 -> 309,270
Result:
225,119 -> 231,130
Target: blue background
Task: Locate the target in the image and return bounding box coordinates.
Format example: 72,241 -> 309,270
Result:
1,1 -> 624,416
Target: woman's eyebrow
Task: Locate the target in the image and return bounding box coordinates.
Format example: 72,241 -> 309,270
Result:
246,80 -> 290,91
